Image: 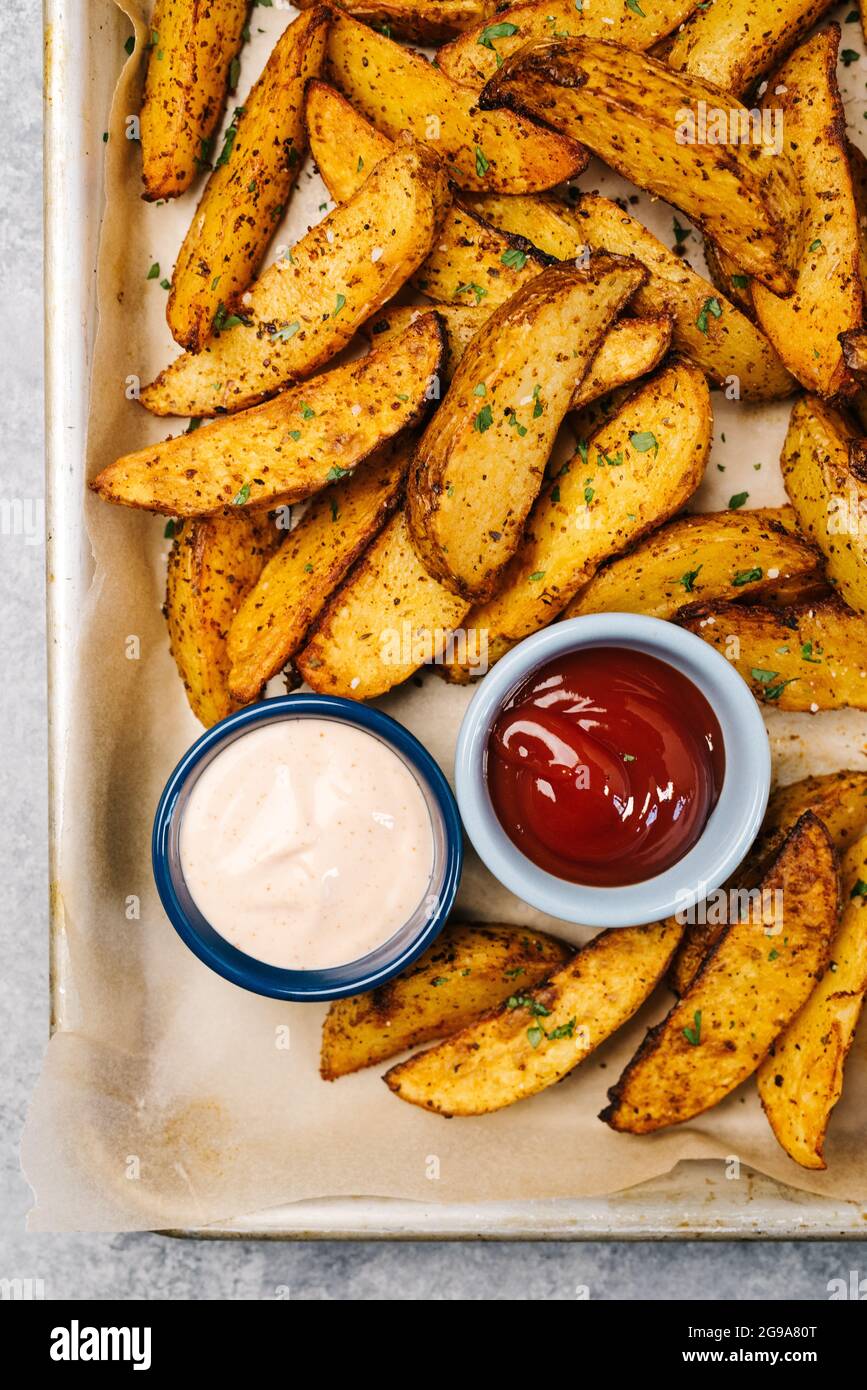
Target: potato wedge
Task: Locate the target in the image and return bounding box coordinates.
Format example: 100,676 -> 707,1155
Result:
298,0 -> 496,43
848,140 -> 867,291
602,814 -> 838,1134
444,360 -> 710,677
670,769 -> 867,996
750,28 -> 862,398
765,771 -> 867,854
296,510 -> 472,699
781,396 -> 867,616
226,437 -> 411,703
565,509 -> 824,622
141,138 -> 451,417
666,0 -> 834,96
305,80 -> 393,204
406,258 -> 647,602
758,835 -> 867,1169
321,922 -> 572,1080
324,11 -> 587,194
165,511 -> 278,727
366,303 -> 673,408
166,8 -> 328,353
92,314 -> 444,517
677,596 -> 867,710
140,0 -> 249,201
384,921 -> 683,1117
305,82 -> 554,311
480,39 -> 800,295
470,192 -> 795,400
438,0 -> 698,87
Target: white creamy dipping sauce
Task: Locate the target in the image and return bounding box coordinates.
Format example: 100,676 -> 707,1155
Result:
179,719 -> 435,970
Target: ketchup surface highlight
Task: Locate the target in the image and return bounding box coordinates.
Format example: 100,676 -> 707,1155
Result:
486,647 -> 725,887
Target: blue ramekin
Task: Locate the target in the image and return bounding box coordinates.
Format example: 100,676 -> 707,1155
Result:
455,614 -> 771,932
153,694 -> 463,1001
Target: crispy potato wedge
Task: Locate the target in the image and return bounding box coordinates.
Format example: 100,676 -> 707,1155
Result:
670,769 -> 867,996
758,835 -> 867,1169
92,314 -> 444,517
298,0 -> 496,43
565,509 -> 825,622
226,437 -> 411,703
165,511 -> 278,726
321,922 -> 572,1080
438,0 -> 697,87
750,28 -> 861,398
677,596 -> 867,710
848,140 -> 867,290
296,510 -> 472,698
384,921 -> 683,1117
480,38 -> 800,295
471,192 -> 795,400
765,771 -> 867,853
141,138 -> 451,416
167,8 -> 328,353
324,11 -> 587,194
305,80 -> 393,203
666,0 -> 834,96
366,302 -> 673,408
602,814 -> 838,1134
140,0 -> 249,201
305,82 -> 554,310
781,397 -> 867,616
444,360 -> 710,677
406,258 -> 647,602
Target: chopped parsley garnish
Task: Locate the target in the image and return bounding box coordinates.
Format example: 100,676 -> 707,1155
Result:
473,383 -> 487,397
841,48 -> 860,66
629,430 -> 659,455
680,566 -> 702,592
332,293 -> 346,317
532,384 -> 543,418
731,274 -> 749,289
215,108 -> 244,168
528,571 -> 546,582
479,20 -> 519,47
300,402 -> 315,419
124,35 -> 135,56
696,297 -> 722,333
232,483 -> 251,506
850,879 -> 867,900
271,321 -> 300,341
474,403 -> 494,433
673,217 -> 691,246
326,465 -> 350,482
501,246 -> 528,270
808,238 -> 823,252
732,567 -> 762,586
146,262 -> 160,280
475,145 -> 490,176
728,491 -> 749,509
454,281 -> 488,304
683,1010 -> 702,1046
626,0 -> 646,15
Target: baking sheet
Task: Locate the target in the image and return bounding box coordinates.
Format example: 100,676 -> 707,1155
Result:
27,0 -> 867,1232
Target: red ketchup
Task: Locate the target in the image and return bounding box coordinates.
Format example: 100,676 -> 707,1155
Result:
486,647 -> 725,887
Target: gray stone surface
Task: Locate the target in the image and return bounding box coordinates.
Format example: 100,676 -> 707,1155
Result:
0,0 -> 863,1300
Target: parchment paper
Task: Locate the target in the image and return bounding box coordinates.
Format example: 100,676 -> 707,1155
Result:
23,0 -> 867,1229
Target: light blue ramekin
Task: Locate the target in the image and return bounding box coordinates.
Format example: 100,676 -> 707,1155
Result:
454,614 -> 771,931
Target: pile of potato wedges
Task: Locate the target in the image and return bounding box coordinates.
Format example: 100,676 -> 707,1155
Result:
95,1 -> 867,1163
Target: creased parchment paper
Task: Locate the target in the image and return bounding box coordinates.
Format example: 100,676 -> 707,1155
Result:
24,1 -> 867,1229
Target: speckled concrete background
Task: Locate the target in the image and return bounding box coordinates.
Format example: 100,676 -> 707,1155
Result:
0,0 -> 863,1299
